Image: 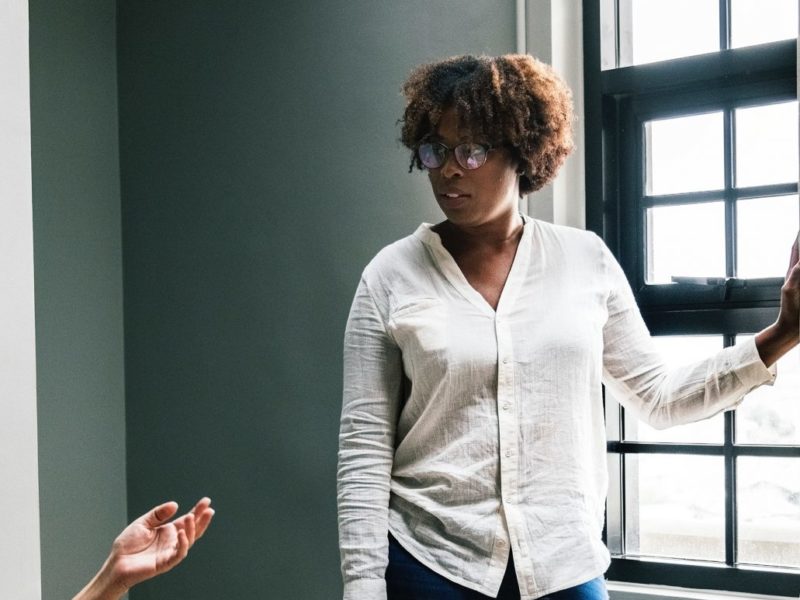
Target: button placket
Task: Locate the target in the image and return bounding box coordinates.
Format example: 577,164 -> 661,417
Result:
495,316 -> 518,506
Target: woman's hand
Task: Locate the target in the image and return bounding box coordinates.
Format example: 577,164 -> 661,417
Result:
73,497 -> 215,600
755,232 -> 800,367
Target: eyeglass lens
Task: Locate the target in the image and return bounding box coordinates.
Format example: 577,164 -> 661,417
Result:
418,142 -> 488,170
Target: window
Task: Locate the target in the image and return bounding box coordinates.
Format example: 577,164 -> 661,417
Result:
583,0 -> 800,595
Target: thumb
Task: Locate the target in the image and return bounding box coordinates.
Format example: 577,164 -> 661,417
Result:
139,501 -> 179,528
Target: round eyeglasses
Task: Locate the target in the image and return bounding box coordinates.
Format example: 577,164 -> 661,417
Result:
417,141 -> 492,170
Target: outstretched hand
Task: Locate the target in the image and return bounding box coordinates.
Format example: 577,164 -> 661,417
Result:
756,232 -> 800,367
73,498 -> 215,600
110,497 -> 214,589
778,232 -> 800,333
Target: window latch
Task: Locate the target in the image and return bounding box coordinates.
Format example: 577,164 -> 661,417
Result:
670,276 -> 747,301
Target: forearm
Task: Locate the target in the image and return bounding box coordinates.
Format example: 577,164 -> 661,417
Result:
606,336 -> 777,429
72,557 -> 128,600
755,320 -> 799,367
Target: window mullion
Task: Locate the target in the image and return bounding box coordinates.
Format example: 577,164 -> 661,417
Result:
724,108 -> 736,278
725,423 -> 737,566
724,334 -> 737,567
720,0 -> 732,51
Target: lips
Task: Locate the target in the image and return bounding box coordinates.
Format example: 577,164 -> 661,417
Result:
438,188 -> 470,199
437,189 -> 470,210
439,187 -> 469,198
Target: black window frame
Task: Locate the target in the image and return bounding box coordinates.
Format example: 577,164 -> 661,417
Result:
583,0 -> 800,596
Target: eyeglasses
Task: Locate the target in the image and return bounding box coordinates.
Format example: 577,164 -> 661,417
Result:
417,141 -> 492,170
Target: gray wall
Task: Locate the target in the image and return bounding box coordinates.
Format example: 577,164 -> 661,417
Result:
117,1 -> 514,597
29,0 -> 128,598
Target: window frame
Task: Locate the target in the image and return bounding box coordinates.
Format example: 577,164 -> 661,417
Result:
583,0 -> 800,596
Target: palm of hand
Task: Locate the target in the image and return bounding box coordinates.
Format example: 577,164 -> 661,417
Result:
111,518 -> 183,588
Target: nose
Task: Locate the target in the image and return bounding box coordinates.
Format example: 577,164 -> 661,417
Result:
439,151 -> 464,179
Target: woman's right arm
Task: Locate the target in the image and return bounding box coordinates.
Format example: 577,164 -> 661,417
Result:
337,277 -> 403,600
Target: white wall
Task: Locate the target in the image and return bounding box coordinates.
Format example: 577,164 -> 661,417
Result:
0,1 -> 42,598
524,0 -> 586,228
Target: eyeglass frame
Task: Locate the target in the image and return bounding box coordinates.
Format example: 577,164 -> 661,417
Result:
416,140 -> 497,171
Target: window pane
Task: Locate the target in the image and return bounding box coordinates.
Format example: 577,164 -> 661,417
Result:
646,202 -> 726,284
736,195 -> 799,279
625,454 -> 725,561
738,457 -> 800,568
735,101 -> 799,188
629,0 -> 719,66
624,336 -> 724,443
646,112 -> 724,195
736,337 -> 800,445
731,0 -> 798,49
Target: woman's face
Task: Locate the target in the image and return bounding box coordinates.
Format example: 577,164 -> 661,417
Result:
426,107 -> 520,228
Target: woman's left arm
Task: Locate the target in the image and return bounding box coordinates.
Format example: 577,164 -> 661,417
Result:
600,232 -> 780,430
754,234 -> 800,367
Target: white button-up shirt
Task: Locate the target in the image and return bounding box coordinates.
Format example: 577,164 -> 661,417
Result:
337,217 -> 775,600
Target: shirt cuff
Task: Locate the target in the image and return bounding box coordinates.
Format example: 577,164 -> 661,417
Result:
343,578 -> 386,600
730,336 -> 778,389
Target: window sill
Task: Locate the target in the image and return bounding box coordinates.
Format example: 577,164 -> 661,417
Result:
608,581 -> 796,600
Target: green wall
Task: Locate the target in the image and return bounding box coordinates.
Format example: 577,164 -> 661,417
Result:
117,1 -> 514,597
29,1 -> 127,598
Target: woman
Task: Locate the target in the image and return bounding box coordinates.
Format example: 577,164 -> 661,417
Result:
337,54 -> 799,600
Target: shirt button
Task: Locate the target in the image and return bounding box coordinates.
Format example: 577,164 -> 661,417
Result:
496,539 -> 505,547
505,449 -> 512,457
502,357 -> 509,364
502,403 -> 511,410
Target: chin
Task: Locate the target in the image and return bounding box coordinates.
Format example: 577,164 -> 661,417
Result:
442,212 -> 485,229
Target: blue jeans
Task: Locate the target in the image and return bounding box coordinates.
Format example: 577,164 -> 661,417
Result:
386,535 -> 608,600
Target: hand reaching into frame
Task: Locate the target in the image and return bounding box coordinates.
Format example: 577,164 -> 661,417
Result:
73,497 -> 215,600
755,231 -> 800,367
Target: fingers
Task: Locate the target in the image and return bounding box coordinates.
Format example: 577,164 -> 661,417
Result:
184,512 -> 197,546
785,232 -> 800,286
171,513 -> 196,547
190,497 -> 212,516
159,529 -> 190,575
195,507 -> 215,540
191,498 -> 215,540
786,265 -> 800,296
139,501 -> 179,529
140,497 -> 214,547
170,498 -> 213,547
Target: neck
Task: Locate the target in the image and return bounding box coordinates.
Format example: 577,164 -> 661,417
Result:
437,209 -> 524,248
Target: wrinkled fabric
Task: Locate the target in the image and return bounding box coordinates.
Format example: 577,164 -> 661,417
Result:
337,216 -> 775,600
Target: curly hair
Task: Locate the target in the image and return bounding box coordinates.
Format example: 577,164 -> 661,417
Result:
399,54 -> 574,194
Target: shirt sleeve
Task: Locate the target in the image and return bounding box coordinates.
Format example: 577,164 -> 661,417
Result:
599,239 -> 776,429
337,276 -> 403,600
